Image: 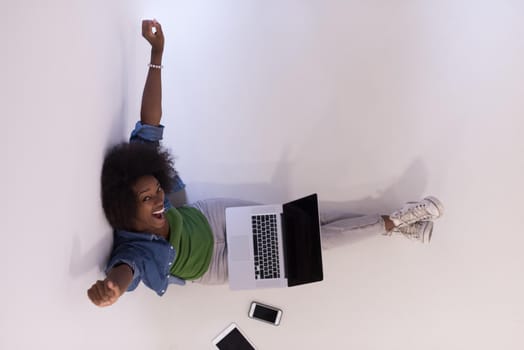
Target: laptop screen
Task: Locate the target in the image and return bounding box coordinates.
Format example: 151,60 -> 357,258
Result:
282,194 -> 323,287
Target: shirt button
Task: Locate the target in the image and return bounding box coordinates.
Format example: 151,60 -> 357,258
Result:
161,290 -> 165,293
170,246 -> 174,250
168,262 -> 172,266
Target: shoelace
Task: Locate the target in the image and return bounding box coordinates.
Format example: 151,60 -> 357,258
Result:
394,224 -> 422,240
397,221 -> 433,243
396,203 -> 433,222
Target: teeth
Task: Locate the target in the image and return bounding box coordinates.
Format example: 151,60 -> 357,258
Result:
152,208 -> 165,215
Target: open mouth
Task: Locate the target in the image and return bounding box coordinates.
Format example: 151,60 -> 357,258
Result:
152,207 -> 165,220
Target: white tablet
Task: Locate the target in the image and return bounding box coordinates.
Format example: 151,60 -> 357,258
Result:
212,323 -> 257,350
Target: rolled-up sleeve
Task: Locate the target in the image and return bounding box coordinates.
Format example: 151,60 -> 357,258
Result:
130,121 -> 165,145
129,121 -> 185,193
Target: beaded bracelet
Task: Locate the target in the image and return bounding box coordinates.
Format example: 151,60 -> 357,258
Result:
148,63 -> 163,69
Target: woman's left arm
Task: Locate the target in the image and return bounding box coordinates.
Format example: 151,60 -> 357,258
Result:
140,19 -> 164,126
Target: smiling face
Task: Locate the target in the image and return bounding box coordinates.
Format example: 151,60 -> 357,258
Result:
132,175 -> 168,235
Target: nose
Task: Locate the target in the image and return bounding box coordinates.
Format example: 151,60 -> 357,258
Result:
154,191 -> 164,205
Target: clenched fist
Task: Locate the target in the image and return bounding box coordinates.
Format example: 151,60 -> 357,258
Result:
87,278 -> 123,307
142,19 -> 164,54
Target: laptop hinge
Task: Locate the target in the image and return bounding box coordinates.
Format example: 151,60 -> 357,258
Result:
281,213 -> 289,278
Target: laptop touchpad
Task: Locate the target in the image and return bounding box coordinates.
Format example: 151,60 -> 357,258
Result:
228,236 -> 251,261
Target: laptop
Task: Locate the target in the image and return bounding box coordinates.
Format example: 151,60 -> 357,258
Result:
225,194 -> 323,290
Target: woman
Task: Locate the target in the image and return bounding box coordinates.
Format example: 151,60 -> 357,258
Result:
87,19 -> 444,307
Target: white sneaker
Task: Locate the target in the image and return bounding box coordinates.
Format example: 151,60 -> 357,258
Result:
393,220 -> 434,243
390,196 -> 444,227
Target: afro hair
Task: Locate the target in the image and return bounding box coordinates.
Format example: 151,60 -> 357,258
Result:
101,142 -> 176,231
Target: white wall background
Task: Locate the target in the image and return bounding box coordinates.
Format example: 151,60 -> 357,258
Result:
3,0 -> 524,349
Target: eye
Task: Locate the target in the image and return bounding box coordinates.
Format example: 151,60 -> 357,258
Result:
157,186 -> 163,193
143,196 -> 152,202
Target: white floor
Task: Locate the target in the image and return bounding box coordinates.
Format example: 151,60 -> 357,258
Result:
3,1 -> 524,349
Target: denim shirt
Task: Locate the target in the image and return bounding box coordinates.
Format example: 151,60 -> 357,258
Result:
105,121 -> 186,296
107,229 -> 185,296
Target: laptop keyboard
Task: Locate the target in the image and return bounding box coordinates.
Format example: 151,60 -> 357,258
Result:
252,214 -> 281,280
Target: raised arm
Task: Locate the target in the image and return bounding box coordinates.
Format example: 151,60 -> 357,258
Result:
140,19 -> 165,126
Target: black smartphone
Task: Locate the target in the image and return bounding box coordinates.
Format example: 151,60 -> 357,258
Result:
248,301 -> 283,326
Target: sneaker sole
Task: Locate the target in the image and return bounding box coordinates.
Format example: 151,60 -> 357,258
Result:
423,196 -> 444,219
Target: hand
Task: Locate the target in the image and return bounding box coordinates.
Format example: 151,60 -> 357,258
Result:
87,278 -> 123,307
142,19 -> 164,54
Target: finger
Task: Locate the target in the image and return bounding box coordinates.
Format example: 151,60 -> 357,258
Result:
106,279 -> 115,291
142,20 -> 153,37
95,281 -> 112,302
101,282 -> 119,306
105,280 -> 120,296
152,19 -> 163,34
88,286 -> 102,305
99,298 -> 112,307
142,19 -> 152,30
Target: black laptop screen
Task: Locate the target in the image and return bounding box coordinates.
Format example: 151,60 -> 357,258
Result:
282,194 -> 323,287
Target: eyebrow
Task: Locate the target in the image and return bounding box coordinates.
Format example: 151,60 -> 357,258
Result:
137,182 -> 161,195
138,188 -> 150,195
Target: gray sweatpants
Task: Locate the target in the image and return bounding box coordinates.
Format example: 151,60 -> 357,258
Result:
189,198 -> 386,285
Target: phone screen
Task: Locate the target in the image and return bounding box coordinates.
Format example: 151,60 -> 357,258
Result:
253,304 -> 279,323
216,328 -> 255,350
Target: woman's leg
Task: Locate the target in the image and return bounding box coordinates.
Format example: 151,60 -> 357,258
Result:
190,196 -> 444,284
319,205 -> 389,249
319,195 -> 444,247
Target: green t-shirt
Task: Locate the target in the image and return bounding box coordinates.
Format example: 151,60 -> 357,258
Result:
166,206 -> 214,280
